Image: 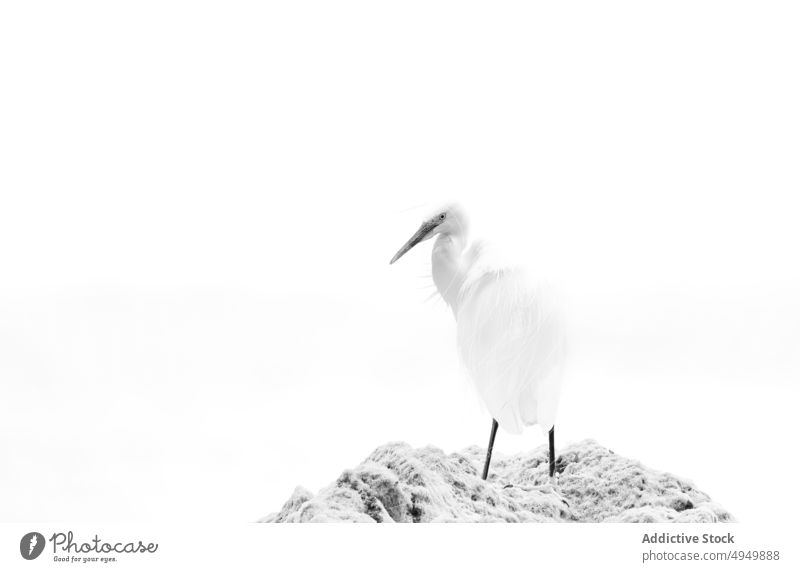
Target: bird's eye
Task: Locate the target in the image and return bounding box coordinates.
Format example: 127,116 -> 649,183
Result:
439,213 -> 446,220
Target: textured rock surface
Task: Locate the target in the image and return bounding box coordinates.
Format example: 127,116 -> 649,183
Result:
261,440 -> 733,523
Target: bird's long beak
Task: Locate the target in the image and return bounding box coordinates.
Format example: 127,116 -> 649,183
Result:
389,220 -> 437,264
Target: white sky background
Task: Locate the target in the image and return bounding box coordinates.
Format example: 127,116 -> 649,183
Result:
1,1 -> 799,523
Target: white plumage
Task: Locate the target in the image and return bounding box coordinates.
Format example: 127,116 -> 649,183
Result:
390,203 -> 565,442
455,261 -> 565,435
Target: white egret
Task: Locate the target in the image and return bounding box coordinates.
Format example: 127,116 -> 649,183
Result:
390,204 -> 565,479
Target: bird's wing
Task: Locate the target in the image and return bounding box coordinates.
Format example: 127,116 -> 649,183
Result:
456,252 -> 565,434
458,239 -> 506,294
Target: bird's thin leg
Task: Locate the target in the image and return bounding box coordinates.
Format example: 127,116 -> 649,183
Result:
548,425 -> 556,478
481,419 -> 499,480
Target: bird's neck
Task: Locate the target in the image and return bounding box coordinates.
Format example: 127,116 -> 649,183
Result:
431,233 -> 467,314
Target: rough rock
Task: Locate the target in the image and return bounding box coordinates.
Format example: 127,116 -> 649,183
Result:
260,440 -> 733,523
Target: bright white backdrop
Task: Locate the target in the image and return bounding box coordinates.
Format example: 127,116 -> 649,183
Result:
1,1 -> 798,524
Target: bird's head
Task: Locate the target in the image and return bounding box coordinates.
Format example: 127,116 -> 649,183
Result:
389,203 -> 468,264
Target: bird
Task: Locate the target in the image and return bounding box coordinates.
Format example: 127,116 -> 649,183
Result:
389,203 -> 565,480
